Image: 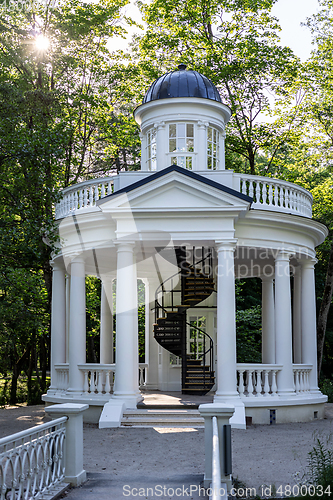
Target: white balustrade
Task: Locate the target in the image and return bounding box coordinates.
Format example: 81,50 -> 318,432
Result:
293,365 -> 312,394
237,364 -> 283,397
77,363 -> 148,396
55,363 -> 69,391
78,364 -> 116,396
0,417 -> 67,500
55,177 -> 115,219
237,174 -> 312,217
139,364 -> 148,387
237,364 -> 313,397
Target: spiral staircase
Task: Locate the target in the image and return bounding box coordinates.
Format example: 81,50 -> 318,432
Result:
153,247 -> 215,395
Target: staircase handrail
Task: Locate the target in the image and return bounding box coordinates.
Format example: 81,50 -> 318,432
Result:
185,320 -> 214,386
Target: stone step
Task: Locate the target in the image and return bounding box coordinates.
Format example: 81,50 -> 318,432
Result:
121,409 -> 204,427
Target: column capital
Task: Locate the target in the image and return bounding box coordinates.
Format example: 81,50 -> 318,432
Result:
298,257 -> 318,269
198,120 -> 209,129
153,121 -> 165,130
50,260 -> 65,272
260,274 -> 274,283
114,240 -> 136,251
215,239 -> 237,252
275,250 -> 293,262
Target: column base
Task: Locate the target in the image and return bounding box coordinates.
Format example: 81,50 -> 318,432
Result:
214,394 -> 246,429
65,388 -> 84,397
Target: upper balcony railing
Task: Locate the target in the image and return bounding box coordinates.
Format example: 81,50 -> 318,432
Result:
55,172 -> 313,220
235,174 -> 312,218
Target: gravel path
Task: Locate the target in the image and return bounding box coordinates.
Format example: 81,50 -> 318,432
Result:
1,404 -> 333,499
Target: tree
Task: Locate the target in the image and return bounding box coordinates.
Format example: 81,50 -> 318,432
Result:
135,0 -> 299,174
0,0 -> 136,402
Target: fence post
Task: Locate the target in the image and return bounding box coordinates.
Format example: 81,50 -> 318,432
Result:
199,403 -> 235,491
45,403 -> 88,486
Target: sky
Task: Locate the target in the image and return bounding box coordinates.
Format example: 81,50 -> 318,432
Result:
117,0 -> 321,62
271,0 -> 320,60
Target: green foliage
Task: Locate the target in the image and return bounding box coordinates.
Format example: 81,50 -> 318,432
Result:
319,379 -> 333,403
236,306 -> 262,363
302,440 -> 333,499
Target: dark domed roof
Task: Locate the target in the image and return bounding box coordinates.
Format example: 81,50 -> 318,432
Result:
143,64 -> 222,104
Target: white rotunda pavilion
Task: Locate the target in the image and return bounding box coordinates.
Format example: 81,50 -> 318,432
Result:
43,65 -> 328,428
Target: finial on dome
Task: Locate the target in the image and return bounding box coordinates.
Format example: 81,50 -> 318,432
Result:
178,64 -> 187,71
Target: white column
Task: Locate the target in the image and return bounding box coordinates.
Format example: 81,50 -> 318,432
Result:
197,121 -> 207,170
275,251 -> 295,396
214,241 -> 239,399
261,276 -> 275,364
49,262 -> 66,393
139,132 -> 147,171
67,257 -> 86,394
65,275 -> 71,363
100,278 -> 113,364
300,258 -> 320,392
112,242 -> 140,407
146,278 -> 160,389
155,121 -> 166,170
293,265 -> 302,364
219,129 -> 226,170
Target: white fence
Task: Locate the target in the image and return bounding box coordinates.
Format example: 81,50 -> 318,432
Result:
237,363 -> 312,397
55,177 -> 114,219
55,173 -> 313,220
55,363 -> 148,395
236,174 -> 312,217
0,417 -> 67,500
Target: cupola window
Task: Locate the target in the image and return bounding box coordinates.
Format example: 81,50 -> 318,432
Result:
207,126 -> 219,170
169,123 -> 194,169
146,128 -> 156,171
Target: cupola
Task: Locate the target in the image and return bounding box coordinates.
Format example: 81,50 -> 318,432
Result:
134,65 -> 231,172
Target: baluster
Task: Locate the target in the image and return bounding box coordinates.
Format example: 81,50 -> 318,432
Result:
263,370 -> 270,396
262,183 -> 267,206
249,180 -> 254,198
139,367 -> 144,387
238,370 -> 245,396
241,179 -> 247,195
95,184 -> 99,204
268,183 -> 273,205
247,370 -> 254,396
285,188 -> 290,209
299,370 -> 304,393
101,183 -> 106,198
69,192 -> 74,212
79,189 -> 83,209
105,371 -> 111,394
279,185 -> 284,207
255,182 -> 261,203
272,184 -> 278,205
83,370 -> 89,394
108,180 -> 112,195
295,370 -> 300,394
92,370 -> 97,393
89,186 -> 94,206
83,187 -> 88,207
74,190 -> 78,210
66,194 -> 70,215
255,370 -> 263,396
97,371 -> 103,394
306,370 -> 310,392
271,370 -> 278,396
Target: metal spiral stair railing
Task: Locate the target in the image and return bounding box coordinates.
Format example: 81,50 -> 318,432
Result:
153,247 -> 215,395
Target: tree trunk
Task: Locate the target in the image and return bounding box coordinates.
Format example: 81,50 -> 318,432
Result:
10,363 -> 18,405
317,239 -> 333,378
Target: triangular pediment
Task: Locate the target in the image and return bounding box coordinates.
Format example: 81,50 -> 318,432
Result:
97,166 -> 252,212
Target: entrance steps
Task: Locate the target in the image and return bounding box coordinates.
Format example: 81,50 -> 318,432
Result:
121,408 -> 204,427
